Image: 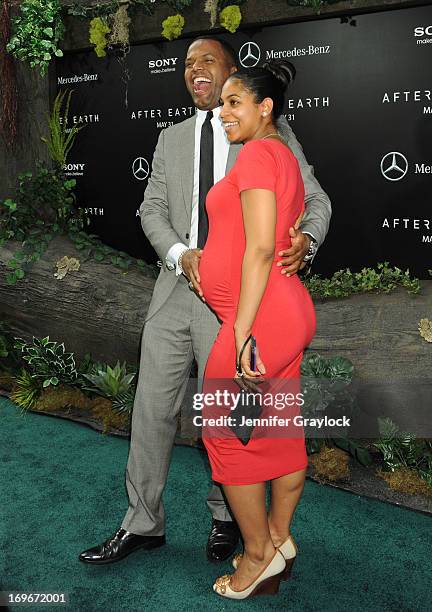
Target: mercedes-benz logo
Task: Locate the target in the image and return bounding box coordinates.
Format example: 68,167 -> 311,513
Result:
132,157 -> 150,181
239,42 -> 261,68
380,152 -> 408,182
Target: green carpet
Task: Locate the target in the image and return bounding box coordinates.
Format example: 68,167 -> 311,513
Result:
0,398 -> 430,612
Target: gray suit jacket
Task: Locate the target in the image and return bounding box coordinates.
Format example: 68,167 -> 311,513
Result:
140,115 -> 331,321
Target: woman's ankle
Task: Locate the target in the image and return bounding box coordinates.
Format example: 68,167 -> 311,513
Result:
244,540 -> 276,565
268,527 -> 289,548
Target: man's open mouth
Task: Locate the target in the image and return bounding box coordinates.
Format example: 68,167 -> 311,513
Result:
193,77 -> 212,94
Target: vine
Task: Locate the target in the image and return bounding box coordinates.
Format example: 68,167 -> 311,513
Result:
6,0 -> 64,77
304,262 -> 421,299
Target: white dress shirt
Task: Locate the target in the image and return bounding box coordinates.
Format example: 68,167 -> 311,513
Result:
165,106 -> 230,274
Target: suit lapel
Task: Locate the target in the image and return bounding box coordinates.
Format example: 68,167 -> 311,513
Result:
226,143 -> 242,173
180,116 -> 196,225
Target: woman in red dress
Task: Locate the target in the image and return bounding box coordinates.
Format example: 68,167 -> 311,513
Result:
199,61 -> 316,600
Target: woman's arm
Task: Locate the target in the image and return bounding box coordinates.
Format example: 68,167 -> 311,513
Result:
234,188 -> 277,377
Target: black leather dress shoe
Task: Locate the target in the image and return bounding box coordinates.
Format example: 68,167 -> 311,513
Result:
207,519 -> 240,563
79,528 -> 166,565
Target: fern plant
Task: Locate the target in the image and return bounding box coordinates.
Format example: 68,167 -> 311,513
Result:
14,336 -> 78,388
373,418 -> 432,486
41,90 -> 84,167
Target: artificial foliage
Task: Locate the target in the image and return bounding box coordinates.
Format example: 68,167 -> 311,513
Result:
0,159 -> 156,284
67,0 -> 123,19
41,89 -> 84,167
0,163 -> 84,285
219,5 -> 242,33
89,16 -> 111,57
304,262 -> 421,299
310,445 -> 350,482
6,0 -> 64,76
10,369 -> 41,410
300,352 -> 371,466
287,0 -> 340,12
0,164 -> 79,238
112,388 -> 136,414
373,418 -> 432,487
377,467 -> 432,498
204,0 -> 218,27
162,13 -> 185,40
109,2 -> 131,46
14,336 -> 78,388
81,360 -> 136,398
67,0 -> 189,20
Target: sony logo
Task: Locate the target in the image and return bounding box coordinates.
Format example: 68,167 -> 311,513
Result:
148,58 -> 178,69
414,25 -> 432,37
64,163 -> 85,171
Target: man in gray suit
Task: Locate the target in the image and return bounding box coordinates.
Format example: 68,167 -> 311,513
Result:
79,37 -> 331,565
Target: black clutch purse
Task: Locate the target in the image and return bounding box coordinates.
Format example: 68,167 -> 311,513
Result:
231,335 -> 263,446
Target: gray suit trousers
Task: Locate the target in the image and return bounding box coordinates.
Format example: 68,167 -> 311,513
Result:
121,276 -> 231,536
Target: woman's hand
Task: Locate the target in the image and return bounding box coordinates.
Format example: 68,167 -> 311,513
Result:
234,330 -> 266,381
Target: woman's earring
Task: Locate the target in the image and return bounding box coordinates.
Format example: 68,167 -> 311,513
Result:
263,112 -> 267,117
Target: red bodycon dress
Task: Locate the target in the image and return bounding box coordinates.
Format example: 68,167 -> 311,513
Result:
199,139 -> 316,485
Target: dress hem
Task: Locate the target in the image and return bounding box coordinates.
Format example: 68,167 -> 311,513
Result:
212,460 -> 309,486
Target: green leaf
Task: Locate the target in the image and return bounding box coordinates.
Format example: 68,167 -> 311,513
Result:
5,272 -> 17,285
3,198 -> 17,212
15,268 -> 25,279
54,49 -> 63,57
43,27 -> 53,37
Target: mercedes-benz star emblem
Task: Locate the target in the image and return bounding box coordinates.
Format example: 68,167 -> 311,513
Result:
380,152 -> 408,182
239,42 -> 261,68
132,157 -> 150,181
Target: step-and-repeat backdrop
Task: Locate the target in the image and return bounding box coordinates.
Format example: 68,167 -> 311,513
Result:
56,4 -> 432,277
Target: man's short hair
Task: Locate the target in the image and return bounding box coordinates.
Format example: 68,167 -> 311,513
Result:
187,36 -> 238,68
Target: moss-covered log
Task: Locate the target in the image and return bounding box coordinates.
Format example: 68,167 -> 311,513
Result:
1,234 -> 430,377
0,236 -> 156,364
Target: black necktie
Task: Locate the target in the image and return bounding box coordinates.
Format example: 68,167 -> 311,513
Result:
197,110 -> 214,249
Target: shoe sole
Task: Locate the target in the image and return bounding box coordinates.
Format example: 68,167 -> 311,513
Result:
79,540 -> 166,565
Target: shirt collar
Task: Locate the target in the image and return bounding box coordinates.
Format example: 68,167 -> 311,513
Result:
196,106 -> 222,123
